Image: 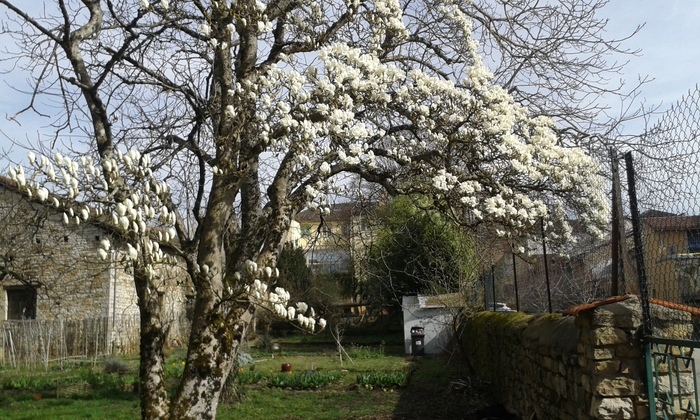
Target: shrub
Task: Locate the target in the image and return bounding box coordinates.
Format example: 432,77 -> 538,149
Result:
103,358 -> 130,375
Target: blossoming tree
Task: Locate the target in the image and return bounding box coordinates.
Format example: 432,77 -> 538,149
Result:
0,0 -> 608,418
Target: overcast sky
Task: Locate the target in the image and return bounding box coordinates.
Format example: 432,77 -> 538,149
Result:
0,2 -> 699,167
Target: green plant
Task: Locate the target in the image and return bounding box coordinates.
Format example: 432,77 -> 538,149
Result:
82,369 -> 137,394
238,371 -> 267,384
0,373 -> 73,391
356,371 -> 408,389
164,358 -> 186,379
267,371 -> 343,390
347,344 -> 385,359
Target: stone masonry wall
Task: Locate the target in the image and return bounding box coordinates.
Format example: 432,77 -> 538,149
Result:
0,188 -> 112,320
0,182 -> 191,345
458,296 -> 653,419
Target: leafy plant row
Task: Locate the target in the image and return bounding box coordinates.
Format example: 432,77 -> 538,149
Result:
356,371 -> 408,389
239,370 -> 343,390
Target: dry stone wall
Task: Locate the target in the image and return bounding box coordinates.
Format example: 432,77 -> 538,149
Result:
458,296 -> 656,419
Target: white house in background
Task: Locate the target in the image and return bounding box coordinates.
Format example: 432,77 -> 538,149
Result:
401,293 -> 462,355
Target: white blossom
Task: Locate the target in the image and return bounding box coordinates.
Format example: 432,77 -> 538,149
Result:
200,23 -> 211,37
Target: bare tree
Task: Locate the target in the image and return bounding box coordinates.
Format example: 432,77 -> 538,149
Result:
0,0 -> 608,418
461,0 -> 650,155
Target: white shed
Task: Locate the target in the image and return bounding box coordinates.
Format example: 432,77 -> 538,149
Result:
401,293 -> 462,355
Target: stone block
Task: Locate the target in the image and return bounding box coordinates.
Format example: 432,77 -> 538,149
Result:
590,396 -> 635,419
582,374 -> 592,393
591,327 -> 628,346
655,372 -> 696,396
595,360 -> 621,375
653,324 -> 693,340
580,355 -> 589,369
577,312 -> 593,329
615,343 -> 642,358
635,399 -> 650,419
593,297 -> 643,329
651,304 -> 692,323
593,377 -> 642,397
619,360 -> 641,377
591,347 -> 615,360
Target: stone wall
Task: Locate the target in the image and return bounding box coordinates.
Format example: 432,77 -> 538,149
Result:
458,296 -> 654,419
0,187 -> 113,320
0,180 -> 191,345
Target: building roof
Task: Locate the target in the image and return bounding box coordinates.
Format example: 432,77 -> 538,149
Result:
643,215 -> 700,231
403,293 -> 463,309
296,201 -> 375,223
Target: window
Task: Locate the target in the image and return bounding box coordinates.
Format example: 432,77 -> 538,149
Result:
688,230 -> 700,253
6,286 -> 37,320
320,225 -> 332,238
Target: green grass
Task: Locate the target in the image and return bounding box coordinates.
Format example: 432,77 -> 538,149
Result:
0,339 -> 492,419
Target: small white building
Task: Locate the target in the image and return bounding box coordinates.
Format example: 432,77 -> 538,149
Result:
401,293 -> 462,355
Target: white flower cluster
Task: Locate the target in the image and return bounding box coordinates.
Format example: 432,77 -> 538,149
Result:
11,149 -> 180,274
170,0 -> 608,243
367,0 -> 409,50
243,261 -> 326,333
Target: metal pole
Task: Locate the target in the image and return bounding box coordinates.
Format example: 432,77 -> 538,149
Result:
624,152 -> 652,336
611,149 -> 621,296
541,218 -> 553,314
491,265 -> 496,311
512,252 -> 520,312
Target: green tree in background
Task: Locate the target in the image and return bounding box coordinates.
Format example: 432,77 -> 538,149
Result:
360,196 -> 478,310
276,246 -> 313,297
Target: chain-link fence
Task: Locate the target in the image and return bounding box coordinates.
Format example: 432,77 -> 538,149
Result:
625,87 -> 700,338
479,220 -> 619,314
623,86 -> 700,420
483,87 -> 700,318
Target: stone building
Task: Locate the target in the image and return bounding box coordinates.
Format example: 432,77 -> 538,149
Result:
0,176 -> 191,349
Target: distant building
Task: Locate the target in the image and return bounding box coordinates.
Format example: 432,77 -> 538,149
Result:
294,202 -> 375,274
640,211 -> 700,304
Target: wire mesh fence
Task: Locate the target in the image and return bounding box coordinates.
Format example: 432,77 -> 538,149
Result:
625,87 -> 700,341
483,87 -> 700,320
480,221 -> 619,314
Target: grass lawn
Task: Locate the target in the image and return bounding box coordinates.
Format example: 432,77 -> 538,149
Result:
0,335 -> 493,419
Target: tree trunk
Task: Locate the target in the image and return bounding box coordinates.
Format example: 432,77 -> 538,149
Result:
134,267 -> 170,419
169,297 -> 252,419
